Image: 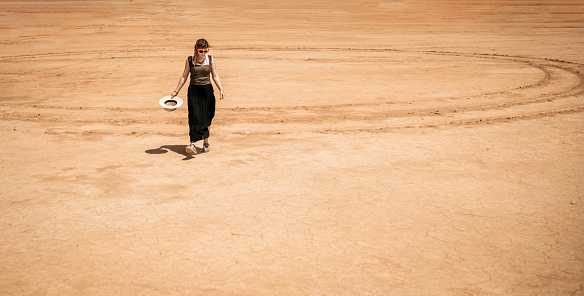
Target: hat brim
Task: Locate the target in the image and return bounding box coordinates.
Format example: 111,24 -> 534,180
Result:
159,95 -> 183,111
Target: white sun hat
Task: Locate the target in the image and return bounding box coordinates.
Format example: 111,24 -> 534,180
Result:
159,95 -> 183,112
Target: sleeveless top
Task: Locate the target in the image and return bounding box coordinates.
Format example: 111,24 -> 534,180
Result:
189,55 -> 213,85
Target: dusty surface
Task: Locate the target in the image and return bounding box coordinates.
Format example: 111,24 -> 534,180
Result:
1,0 -> 583,295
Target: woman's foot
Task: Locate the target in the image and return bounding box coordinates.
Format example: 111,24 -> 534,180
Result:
185,143 -> 197,155
202,143 -> 210,153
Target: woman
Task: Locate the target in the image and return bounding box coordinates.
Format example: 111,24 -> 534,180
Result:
171,38 -> 224,155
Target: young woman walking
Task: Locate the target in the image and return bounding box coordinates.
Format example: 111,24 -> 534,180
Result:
171,38 -> 224,155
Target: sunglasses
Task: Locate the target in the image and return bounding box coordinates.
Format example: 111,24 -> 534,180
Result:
198,49 -> 209,54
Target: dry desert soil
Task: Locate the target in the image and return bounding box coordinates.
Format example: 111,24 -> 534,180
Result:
1,0 -> 583,295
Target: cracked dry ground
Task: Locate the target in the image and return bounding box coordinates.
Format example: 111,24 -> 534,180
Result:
1,0 -> 583,295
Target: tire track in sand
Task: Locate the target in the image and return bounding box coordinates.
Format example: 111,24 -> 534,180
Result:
1,48 -> 583,136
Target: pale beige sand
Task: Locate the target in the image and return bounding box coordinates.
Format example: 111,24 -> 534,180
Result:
1,1 -> 583,295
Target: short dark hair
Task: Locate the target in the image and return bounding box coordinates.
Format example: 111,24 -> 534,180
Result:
195,39 -> 209,50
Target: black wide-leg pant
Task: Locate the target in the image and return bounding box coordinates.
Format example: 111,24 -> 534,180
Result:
187,84 -> 216,142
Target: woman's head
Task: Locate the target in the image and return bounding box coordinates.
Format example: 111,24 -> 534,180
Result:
194,39 -> 209,57
195,39 -> 209,50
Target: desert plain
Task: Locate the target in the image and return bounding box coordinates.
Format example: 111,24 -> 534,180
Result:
1,0 -> 583,295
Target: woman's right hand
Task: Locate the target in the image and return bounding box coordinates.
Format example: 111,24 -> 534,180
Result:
171,91 -> 178,98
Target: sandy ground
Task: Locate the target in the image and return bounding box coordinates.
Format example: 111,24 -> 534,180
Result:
1,0 -> 583,295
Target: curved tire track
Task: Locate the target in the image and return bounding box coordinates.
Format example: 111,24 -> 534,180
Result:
1,48 -> 583,136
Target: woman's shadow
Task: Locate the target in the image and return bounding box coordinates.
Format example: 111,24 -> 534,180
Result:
145,145 -> 197,160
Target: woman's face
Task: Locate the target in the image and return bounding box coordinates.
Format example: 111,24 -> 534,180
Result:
195,47 -> 209,57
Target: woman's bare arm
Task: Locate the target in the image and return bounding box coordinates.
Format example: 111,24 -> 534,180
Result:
210,57 -> 224,100
171,58 -> 190,98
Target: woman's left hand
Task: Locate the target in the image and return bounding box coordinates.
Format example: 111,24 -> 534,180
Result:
219,90 -> 225,100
